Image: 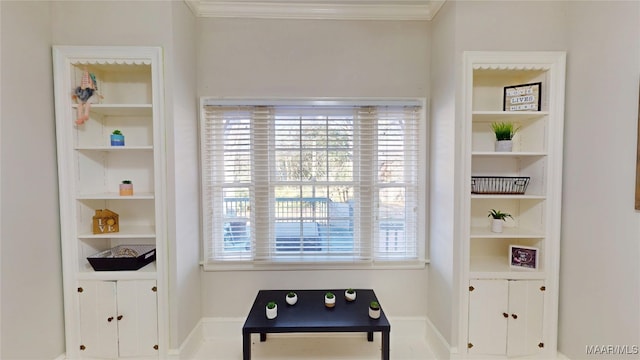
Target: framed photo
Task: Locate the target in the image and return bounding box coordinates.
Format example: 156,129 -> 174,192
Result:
509,245 -> 539,270
503,82 -> 542,111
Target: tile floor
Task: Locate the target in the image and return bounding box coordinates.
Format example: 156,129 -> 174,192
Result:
190,332 -> 436,359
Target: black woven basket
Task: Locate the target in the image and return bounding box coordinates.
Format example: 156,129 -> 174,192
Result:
88,245 -> 156,271
471,176 -> 530,195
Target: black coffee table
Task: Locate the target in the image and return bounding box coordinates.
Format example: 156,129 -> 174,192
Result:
242,289 -> 390,360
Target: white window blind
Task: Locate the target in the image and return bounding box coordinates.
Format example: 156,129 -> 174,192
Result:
200,100 -> 423,266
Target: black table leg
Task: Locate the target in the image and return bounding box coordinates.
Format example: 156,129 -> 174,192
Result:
367,332 -> 374,341
260,333 -> 267,342
242,332 -> 251,360
381,330 -> 390,360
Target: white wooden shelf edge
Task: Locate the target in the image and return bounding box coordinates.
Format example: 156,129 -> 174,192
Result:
470,226 -> 545,238
472,110 -> 549,116
472,152 -> 547,157
75,146 -> 154,151
471,194 -> 546,200
77,225 -> 156,239
77,192 -> 155,200
470,256 -> 545,280
77,262 -> 157,281
72,104 -> 152,116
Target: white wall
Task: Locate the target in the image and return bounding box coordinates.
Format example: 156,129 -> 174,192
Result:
168,0 -> 201,350
560,2 -> 640,358
428,0 -> 457,349
197,18 -> 431,318
0,1 -> 65,358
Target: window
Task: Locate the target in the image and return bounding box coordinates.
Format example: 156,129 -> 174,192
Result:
200,99 -> 425,268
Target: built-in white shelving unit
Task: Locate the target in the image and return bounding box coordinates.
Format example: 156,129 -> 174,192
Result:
459,51 -> 565,358
53,46 -> 167,359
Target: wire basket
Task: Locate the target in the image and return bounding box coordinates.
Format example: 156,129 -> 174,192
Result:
471,176 -> 530,195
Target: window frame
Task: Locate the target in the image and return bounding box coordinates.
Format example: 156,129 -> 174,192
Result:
199,98 -> 429,271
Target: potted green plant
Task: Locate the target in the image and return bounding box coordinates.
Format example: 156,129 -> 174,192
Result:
110,129 -> 125,146
286,291 -> 298,305
369,301 -> 381,319
490,122 -> 519,152
119,180 -> 133,196
266,301 -> 277,319
324,292 -> 335,308
488,209 -> 513,233
345,288 -> 356,302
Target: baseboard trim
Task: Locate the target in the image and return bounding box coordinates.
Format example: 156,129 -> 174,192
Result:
425,317 -> 453,359
169,319 -> 204,360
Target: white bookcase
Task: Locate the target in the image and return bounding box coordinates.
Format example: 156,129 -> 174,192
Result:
460,51 -> 565,357
53,46 -> 167,358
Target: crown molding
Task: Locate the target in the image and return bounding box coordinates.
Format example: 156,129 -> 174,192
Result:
185,1 -> 445,21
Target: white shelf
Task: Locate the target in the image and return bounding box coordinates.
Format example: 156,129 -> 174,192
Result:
472,111 -> 548,121
73,103 -> 152,116
77,225 -> 156,239
470,226 -> 545,238
77,192 -> 155,200
470,256 -> 546,280
75,146 -> 154,151
472,152 -> 547,157
77,261 -> 157,281
471,194 -> 546,200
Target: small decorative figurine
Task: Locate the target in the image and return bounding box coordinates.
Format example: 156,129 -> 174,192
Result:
73,68 -> 100,125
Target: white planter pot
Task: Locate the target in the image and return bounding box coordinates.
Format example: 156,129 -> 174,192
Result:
325,295 -> 336,308
345,290 -> 356,302
286,294 -> 298,305
491,219 -> 504,233
369,307 -> 381,319
266,304 -> 277,319
495,140 -> 513,152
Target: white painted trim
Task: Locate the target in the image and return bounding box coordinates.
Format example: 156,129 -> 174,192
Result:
168,319 -> 204,360
425,316 -> 453,360
185,0 -> 445,20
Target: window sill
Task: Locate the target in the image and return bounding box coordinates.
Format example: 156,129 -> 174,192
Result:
201,258 -> 429,272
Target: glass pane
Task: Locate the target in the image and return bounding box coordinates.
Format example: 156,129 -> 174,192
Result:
222,188 -> 251,252
328,150 -> 353,181
378,119 -> 406,183
378,187 -> 406,254
272,185 -> 354,254
224,117 -> 252,184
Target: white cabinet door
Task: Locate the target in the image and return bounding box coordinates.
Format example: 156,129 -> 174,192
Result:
468,279 -> 508,355
507,280 -> 544,357
78,281 -> 119,359
117,280 -> 158,357
79,280 -> 158,358
468,279 -> 544,356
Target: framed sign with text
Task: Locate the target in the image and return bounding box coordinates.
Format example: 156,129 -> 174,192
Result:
503,82 -> 542,111
509,245 -> 539,270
